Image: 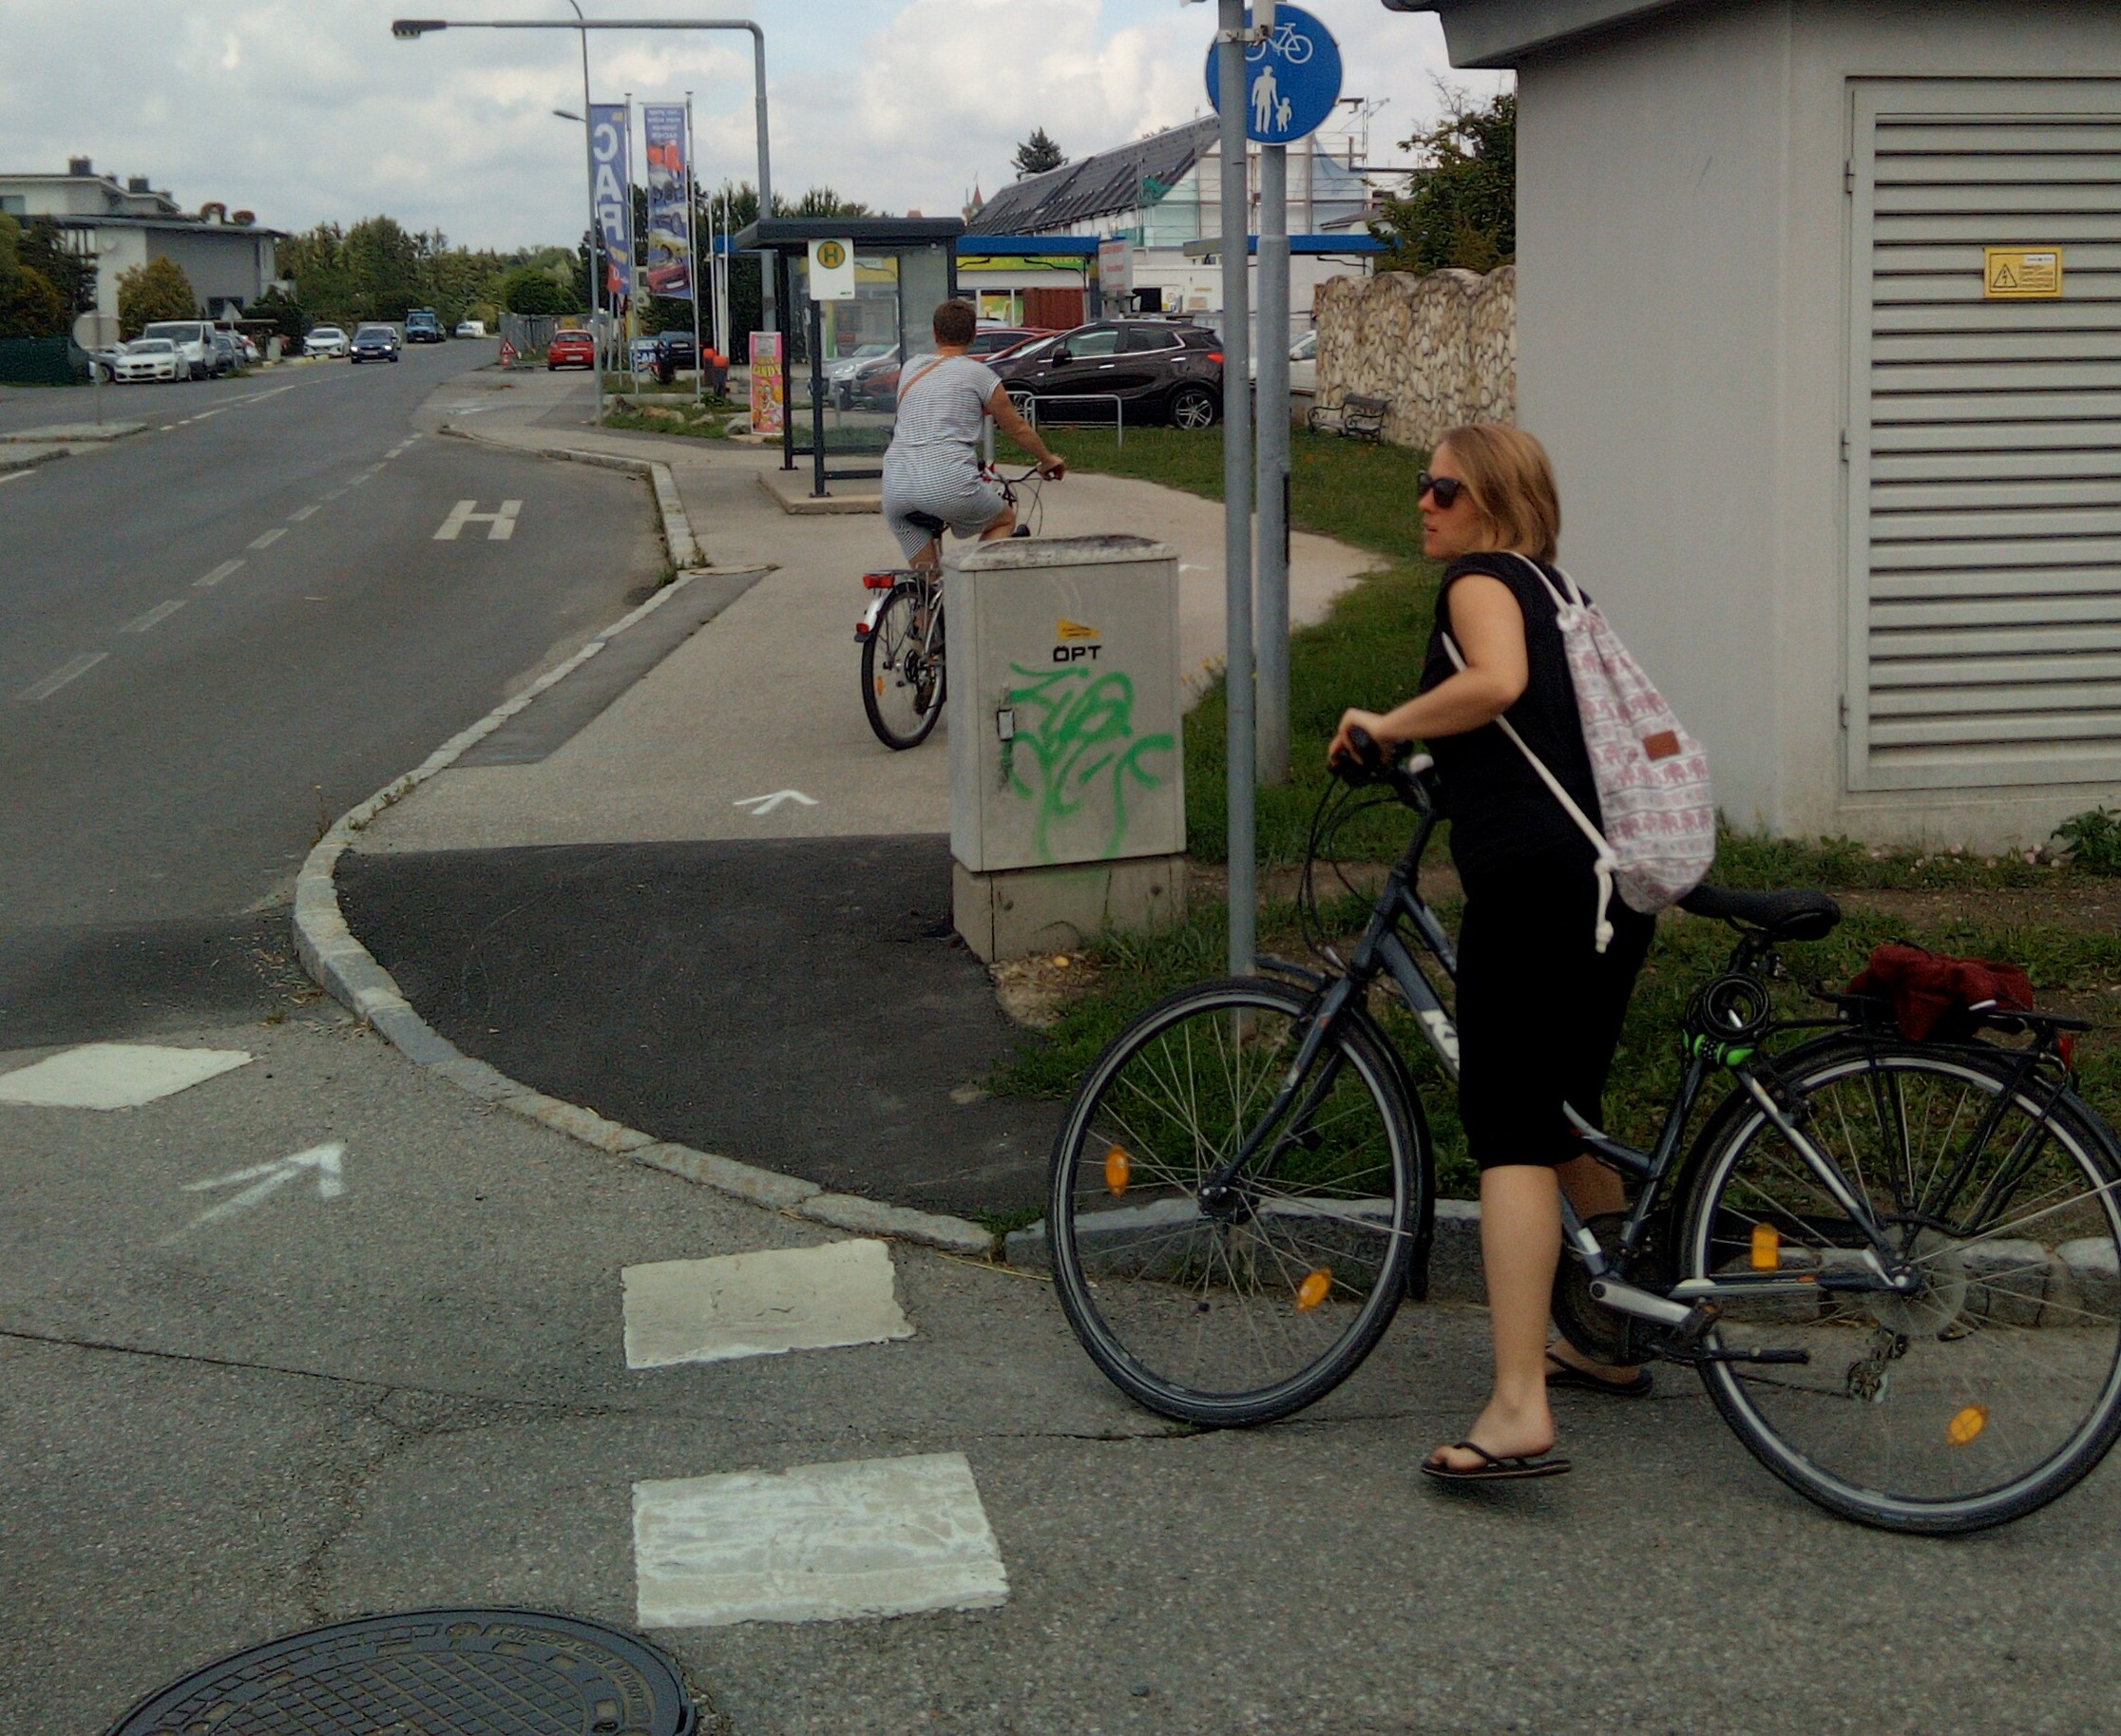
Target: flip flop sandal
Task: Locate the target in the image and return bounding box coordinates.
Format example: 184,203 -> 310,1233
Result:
1421,1440 -> 1573,1482
1545,1352 -> 1654,1399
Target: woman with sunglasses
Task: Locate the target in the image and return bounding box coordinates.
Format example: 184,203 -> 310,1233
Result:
1328,424 -> 1657,1483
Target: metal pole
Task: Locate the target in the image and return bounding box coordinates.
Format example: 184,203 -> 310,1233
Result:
1256,127 -> 1290,785
622,88 -> 635,396
569,2 -> 600,429
752,23 -> 774,339
809,295 -> 828,498
1216,0 -> 1255,978
686,93 -> 705,404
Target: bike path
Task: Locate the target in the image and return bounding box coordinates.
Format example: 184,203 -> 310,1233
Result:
342,400 -> 1380,1213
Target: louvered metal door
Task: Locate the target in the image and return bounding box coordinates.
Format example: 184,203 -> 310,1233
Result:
1848,79 -> 2121,792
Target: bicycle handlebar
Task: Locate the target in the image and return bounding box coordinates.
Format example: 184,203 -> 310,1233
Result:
1331,725 -> 1436,810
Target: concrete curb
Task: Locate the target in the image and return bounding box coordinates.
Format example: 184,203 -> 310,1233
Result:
0,446 -> 74,474
293,430 -> 1002,1263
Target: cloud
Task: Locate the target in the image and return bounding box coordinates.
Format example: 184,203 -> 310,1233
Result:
0,0 -> 1503,246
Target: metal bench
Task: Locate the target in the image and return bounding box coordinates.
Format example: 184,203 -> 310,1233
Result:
1305,391 -> 1391,443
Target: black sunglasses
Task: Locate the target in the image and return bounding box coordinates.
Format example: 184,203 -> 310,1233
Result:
1417,471 -> 1467,508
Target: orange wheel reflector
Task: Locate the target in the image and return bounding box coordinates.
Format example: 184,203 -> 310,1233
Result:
1296,1269 -> 1332,1311
874,676 -> 885,696
1947,1404 -> 1989,1447
1750,1223 -> 1781,1271
1104,1145 -> 1131,1195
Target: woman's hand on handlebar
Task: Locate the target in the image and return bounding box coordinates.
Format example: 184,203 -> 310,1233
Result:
1037,453 -> 1066,480
1328,708 -> 1395,772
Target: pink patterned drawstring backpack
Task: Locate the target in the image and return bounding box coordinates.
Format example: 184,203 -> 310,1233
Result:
1443,553 -> 1716,952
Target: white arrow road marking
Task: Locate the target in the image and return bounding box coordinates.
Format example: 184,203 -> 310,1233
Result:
433,499 -> 521,541
175,1141 -> 345,1232
733,790 -> 818,817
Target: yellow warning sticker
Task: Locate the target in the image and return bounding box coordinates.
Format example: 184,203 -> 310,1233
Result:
1057,619 -> 1099,639
1985,247 -> 2063,299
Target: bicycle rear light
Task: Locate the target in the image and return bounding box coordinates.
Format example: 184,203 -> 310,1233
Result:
853,619 -> 870,637
862,572 -> 897,589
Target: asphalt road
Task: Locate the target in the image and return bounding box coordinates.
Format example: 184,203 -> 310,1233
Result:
0,346 -> 660,1047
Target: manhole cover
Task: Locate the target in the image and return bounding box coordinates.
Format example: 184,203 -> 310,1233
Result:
105,1607 -> 697,1736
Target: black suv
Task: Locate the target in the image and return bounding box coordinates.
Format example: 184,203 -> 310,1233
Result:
990,321 -> 1223,429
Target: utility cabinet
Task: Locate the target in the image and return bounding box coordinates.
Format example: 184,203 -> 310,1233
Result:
945,534 -> 1186,960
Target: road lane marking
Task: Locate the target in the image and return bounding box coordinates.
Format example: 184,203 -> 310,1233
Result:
289,504 -> 317,521
0,470 -> 29,486
734,790 -> 817,816
19,652 -> 106,702
433,499 -> 521,541
632,1453 -> 1008,1629
323,486 -> 346,500
160,424 -> 178,431
0,1042 -> 251,1109
194,559 -> 244,588
347,473 -> 372,486
622,1240 -> 912,1368
249,528 -> 285,549
121,599 -> 187,633
173,1141 -> 345,1233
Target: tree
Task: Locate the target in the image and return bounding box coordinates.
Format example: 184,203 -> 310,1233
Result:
0,214 -> 67,337
249,284 -> 308,345
117,255 -> 198,337
782,185 -> 871,219
500,267 -> 582,315
19,218 -> 95,323
1013,127 -> 1065,179
1370,89 -> 1516,276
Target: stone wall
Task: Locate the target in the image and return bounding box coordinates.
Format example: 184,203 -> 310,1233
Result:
1313,265 -> 1515,450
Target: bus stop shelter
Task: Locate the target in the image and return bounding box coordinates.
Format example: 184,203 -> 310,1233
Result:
733,216 -> 964,497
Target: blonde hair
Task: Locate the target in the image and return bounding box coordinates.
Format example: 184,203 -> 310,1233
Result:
1434,423 -> 1560,563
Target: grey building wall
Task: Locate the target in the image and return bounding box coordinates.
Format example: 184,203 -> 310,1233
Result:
148,227 -> 275,312
1516,0 -> 2121,848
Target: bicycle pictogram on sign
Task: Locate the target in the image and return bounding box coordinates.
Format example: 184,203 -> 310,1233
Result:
1203,4 -> 1345,144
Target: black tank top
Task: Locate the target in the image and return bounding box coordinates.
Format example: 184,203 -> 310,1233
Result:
1417,552 -> 1602,883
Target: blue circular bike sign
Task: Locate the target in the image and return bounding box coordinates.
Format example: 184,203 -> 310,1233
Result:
1204,5 -> 1344,144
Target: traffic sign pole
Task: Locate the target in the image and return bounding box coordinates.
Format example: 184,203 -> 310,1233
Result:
1216,0 -> 1256,978
1257,104 -> 1291,787
1204,1 -> 1340,947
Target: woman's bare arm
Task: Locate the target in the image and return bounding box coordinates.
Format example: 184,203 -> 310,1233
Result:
986,385 -> 1066,477
1328,574 -> 1528,761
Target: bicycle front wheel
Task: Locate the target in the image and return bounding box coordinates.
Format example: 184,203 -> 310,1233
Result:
1048,977 -> 1424,1427
1680,1040 -> 2121,1533
861,582 -> 945,750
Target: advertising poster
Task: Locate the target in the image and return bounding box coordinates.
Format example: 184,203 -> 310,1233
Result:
641,104 -> 694,301
750,331 -> 784,433
588,102 -> 632,306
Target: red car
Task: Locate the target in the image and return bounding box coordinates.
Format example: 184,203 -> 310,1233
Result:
546,329 -> 596,371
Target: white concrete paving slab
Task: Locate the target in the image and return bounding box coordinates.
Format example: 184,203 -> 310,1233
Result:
0,1042 -> 251,1110
621,1236 -> 911,1367
632,1451 -> 1009,1628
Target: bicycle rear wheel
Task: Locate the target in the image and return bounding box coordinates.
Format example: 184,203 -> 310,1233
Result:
861,582 -> 945,750
1679,1040 -> 2121,1533
1047,977 -> 1424,1427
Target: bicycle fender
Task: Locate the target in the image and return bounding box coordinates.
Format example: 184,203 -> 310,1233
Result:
853,592 -> 889,643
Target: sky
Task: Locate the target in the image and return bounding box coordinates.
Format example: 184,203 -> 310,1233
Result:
0,1 -> 1503,251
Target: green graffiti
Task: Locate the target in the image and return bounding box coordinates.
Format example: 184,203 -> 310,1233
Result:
1002,662 -> 1175,863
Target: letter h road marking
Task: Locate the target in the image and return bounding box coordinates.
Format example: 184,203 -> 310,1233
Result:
434,500 -> 522,541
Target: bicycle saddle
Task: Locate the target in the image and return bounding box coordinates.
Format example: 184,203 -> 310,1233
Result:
1679,885 -> 1842,942
904,510 -> 947,534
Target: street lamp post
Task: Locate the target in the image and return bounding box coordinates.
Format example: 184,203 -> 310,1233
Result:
392,11 -> 774,414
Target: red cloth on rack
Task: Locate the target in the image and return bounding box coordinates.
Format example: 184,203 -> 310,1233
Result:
1847,943 -> 2035,1041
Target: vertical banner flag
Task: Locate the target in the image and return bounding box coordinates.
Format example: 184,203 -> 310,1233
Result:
589,102 -> 632,306
750,331 -> 785,434
641,105 -> 694,301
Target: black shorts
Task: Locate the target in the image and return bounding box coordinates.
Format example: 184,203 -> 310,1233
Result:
1454,854 -> 1655,1171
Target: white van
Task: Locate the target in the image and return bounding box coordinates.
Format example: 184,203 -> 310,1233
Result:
140,320 -> 214,381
